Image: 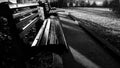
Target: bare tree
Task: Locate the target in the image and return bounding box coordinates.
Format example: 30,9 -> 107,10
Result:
103,0 -> 109,7
86,0 -> 90,7
91,1 -> 97,7
80,0 -> 85,7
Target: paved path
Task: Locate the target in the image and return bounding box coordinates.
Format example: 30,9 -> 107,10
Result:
58,12 -> 120,68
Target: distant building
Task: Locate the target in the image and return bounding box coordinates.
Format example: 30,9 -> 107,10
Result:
17,0 -> 58,3
17,0 -> 37,3
0,0 -> 8,3
17,0 -> 58,4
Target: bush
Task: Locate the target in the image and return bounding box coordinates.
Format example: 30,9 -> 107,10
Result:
109,0 -> 120,14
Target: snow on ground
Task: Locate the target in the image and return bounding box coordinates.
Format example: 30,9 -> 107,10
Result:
80,8 -> 111,12
64,9 -> 120,34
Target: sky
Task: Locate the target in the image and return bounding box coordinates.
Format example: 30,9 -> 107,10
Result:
86,0 -> 112,5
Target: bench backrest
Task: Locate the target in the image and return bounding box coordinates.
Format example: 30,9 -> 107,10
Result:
0,2 -> 45,46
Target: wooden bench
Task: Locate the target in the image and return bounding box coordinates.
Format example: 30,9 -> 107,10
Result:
0,2 -> 68,68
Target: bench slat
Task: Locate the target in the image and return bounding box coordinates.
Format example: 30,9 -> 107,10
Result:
13,8 -> 39,18
32,19 -> 48,47
9,3 -> 39,9
16,13 -> 39,29
19,17 -> 39,38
